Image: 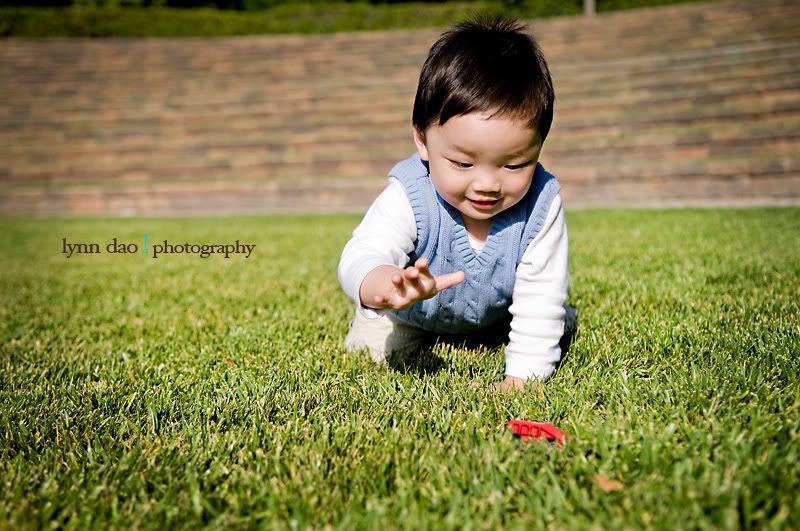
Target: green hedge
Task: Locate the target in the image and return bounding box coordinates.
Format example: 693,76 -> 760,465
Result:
0,0 -> 711,37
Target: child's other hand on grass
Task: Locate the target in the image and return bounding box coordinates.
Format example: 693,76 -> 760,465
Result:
493,375 -> 527,392
360,258 -> 465,311
470,375 -> 528,393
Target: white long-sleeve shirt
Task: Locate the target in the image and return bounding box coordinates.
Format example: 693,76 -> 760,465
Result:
338,177 -> 569,381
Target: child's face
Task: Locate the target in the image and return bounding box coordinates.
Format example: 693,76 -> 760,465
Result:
413,111 -> 543,228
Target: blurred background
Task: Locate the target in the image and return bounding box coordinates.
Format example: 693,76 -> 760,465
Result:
1,0 -> 798,215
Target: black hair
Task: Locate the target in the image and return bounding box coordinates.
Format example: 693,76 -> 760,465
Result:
412,14 -> 555,142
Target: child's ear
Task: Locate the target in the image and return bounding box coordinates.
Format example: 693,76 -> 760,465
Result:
412,127 -> 429,161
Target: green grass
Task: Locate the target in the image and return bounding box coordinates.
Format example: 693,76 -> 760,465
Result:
1,208 -> 798,528
0,3 -> 574,38
0,0 -> 713,38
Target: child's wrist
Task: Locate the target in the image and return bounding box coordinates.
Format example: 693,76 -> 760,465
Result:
359,265 -> 401,309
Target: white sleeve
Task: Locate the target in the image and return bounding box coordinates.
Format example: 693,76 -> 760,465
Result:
504,194 -> 569,381
337,177 -> 417,319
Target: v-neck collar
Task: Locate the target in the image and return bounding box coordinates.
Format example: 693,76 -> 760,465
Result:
436,191 -> 518,270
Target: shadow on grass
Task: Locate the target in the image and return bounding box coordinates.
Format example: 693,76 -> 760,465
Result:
385,346 -> 447,376
385,305 -> 578,378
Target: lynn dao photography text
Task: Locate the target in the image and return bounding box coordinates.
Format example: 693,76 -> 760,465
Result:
61,235 -> 256,259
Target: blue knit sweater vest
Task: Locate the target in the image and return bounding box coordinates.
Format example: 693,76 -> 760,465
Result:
388,152 -> 561,334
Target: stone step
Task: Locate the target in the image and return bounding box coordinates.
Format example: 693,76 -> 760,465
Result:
4,117 -> 798,168
4,141 -> 797,191
3,33 -> 797,102
3,75 -> 798,149
2,170 -> 797,218
3,54 -> 798,130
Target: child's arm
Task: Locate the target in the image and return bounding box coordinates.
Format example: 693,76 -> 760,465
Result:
338,178 -> 465,315
498,194 -> 569,391
338,178 -> 417,318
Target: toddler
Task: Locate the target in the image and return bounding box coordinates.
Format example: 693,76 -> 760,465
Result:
338,15 -> 576,391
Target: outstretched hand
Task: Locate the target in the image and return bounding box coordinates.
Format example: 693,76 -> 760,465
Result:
371,258 -> 464,310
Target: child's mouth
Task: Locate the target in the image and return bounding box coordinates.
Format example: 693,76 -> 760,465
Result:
469,198 -> 499,210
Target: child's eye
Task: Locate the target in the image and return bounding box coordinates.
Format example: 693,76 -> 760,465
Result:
505,161 -> 533,170
448,159 -> 473,169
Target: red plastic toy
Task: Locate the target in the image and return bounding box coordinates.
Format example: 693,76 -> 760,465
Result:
507,420 -> 569,446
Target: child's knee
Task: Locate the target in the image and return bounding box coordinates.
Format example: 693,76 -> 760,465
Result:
344,329 -> 389,364
344,310 -> 427,364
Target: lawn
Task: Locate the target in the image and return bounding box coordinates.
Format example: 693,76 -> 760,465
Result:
1,208 -> 798,528
0,0 -> 712,38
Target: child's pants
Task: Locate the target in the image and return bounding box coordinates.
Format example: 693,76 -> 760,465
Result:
345,305 -> 578,364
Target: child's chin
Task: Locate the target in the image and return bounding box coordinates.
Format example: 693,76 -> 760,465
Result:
463,208 -> 494,219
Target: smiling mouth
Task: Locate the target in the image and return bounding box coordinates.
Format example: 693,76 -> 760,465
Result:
469,198 -> 499,209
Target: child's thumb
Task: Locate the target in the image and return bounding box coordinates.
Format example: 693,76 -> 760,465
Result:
434,270 -> 465,292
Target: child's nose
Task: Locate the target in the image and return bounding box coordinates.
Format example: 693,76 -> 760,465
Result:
473,171 -> 501,193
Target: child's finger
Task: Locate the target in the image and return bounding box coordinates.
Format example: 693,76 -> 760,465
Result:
434,270 -> 465,291
415,258 -> 429,271
404,266 -> 419,280
392,273 -> 407,298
